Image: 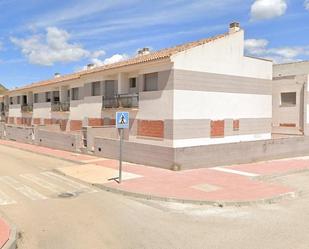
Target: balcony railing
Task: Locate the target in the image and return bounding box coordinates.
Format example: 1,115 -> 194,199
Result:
102,94 -> 139,109
51,102 -> 70,112
21,104 -> 33,113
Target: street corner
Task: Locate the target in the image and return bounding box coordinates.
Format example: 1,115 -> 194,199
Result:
56,164 -> 143,185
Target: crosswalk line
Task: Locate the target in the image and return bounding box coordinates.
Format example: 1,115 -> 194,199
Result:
20,174 -> 65,194
0,189 -> 16,205
41,172 -> 97,193
0,176 -> 48,201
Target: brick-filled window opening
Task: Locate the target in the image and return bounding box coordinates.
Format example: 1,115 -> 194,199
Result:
233,120 -> 240,131
211,120 -> 225,138
280,92 -> 296,107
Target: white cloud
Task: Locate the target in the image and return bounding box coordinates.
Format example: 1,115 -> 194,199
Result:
244,39 -> 269,55
30,0 -> 138,28
78,53 -> 129,71
305,0 -> 309,10
11,27 -> 89,66
89,54 -> 128,67
250,0 -> 287,21
245,38 -> 309,63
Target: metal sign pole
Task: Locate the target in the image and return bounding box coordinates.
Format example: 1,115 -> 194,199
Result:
119,128 -> 123,183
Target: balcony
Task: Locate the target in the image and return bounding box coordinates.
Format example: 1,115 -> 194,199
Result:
21,104 -> 33,113
102,94 -> 139,109
51,102 -> 70,112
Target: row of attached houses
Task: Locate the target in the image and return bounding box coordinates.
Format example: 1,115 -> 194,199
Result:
1,22 -> 308,169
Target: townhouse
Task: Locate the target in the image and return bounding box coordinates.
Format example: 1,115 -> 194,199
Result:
0,23 -> 277,169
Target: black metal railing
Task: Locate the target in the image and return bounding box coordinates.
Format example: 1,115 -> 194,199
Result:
102,94 -> 139,109
21,104 -> 33,113
51,102 -> 70,112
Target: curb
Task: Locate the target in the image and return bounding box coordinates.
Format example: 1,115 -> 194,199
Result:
0,214 -> 17,249
53,168 -> 298,207
94,183 -> 298,207
255,168 -> 309,181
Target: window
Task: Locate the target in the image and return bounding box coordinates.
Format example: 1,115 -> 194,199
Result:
22,95 -> 27,105
129,78 -> 137,88
46,92 -> 51,102
72,88 -> 80,100
17,96 -> 20,105
281,92 -> 296,107
144,73 -> 158,91
10,97 -> 13,105
91,82 -> 101,96
34,94 -> 38,103
53,91 -> 60,103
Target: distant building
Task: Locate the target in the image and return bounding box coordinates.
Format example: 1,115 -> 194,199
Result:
273,61 -> 309,136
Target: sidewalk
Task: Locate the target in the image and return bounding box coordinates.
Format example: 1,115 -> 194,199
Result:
0,218 -> 9,248
0,214 -> 16,249
1,140 -> 309,205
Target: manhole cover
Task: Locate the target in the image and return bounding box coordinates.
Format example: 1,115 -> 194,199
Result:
58,192 -> 77,198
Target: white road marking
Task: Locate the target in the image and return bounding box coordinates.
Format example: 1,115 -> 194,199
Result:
0,189 -> 16,205
20,174 -> 65,193
41,172 -> 98,193
210,167 -> 259,177
80,158 -> 108,163
0,176 -> 48,200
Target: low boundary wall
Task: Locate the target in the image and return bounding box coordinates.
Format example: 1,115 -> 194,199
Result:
94,137 -> 174,169
94,136 -> 309,170
35,129 -> 82,152
5,125 -> 34,144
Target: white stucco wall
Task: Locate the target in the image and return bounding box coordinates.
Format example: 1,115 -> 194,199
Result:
69,96 -> 103,120
9,105 -> 22,117
137,90 -> 173,120
173,90 -> 272,120
173,133 -> 271,148
274,62 -> 309,77
172,30 -> 272,80
33,103 -> 52,119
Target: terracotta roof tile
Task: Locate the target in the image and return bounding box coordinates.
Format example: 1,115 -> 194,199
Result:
9,32 -> 229,93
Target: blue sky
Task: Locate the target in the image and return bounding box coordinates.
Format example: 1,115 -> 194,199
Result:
0,0 -> 309,89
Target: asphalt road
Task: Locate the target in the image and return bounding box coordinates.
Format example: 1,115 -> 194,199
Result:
0,144 -> 309,249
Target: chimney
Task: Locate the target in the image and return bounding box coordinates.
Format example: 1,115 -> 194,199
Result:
54,73 -> 61,78
137,47 -> 150,56
229,22 -> 240,34
87,63 -> 95,70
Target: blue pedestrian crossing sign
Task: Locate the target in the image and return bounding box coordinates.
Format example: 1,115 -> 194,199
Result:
116,112 -> 130,129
